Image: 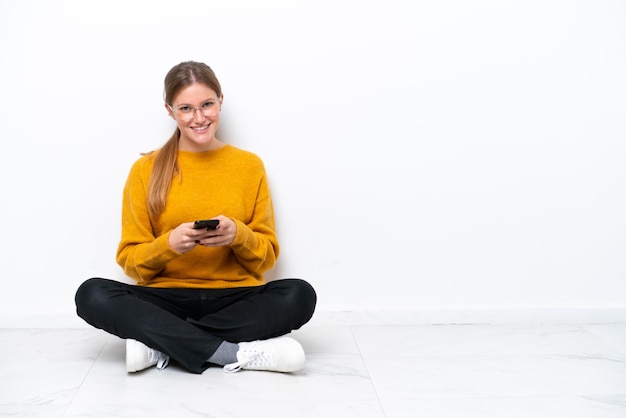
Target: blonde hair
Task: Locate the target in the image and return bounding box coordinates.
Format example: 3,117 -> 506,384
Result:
147,61 -> 223,219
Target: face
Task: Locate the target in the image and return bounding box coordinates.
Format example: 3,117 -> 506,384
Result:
166,83 -> 223,152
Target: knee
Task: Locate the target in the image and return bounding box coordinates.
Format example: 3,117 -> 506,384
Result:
282,279 -> 317,323
75,278 -> 101,307
75,278 -> 115,320
294,279 -> 317,310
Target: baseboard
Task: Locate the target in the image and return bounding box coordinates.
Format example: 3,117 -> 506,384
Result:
1,308 -> 625,329
308,308 -> 626,326
0,313 -> 90,329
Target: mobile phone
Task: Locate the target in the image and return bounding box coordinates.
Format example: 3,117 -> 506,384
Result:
193,219 -> 219,230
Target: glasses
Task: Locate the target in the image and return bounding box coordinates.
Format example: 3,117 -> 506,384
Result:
168,100 -> 221,122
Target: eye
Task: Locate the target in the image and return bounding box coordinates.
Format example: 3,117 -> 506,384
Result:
201,101 -> 214,109
178,106 -> 192,113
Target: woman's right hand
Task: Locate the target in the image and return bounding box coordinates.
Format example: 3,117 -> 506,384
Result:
167,222 -> 205,254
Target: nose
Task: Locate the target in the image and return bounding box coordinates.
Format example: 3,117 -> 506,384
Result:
192,108 -> 206,121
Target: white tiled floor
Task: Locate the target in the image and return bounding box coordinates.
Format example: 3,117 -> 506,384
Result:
1,322 -> 626,417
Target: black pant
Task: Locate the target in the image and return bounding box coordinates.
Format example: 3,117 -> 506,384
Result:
75,277 -> 316,374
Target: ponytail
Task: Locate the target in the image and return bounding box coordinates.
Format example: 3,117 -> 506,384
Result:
146,128 -> 180,220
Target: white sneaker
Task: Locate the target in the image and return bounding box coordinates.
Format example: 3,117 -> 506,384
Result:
223,336 -> 305,373
126,339 -> 170,373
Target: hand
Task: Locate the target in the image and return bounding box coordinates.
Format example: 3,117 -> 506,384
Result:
168,215 -> 236,253
194,215 -> 236,248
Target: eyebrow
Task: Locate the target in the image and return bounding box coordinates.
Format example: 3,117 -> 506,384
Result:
175,97 -> 219,106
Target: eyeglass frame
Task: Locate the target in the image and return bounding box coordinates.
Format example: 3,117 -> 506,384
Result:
167,99 -> 222,122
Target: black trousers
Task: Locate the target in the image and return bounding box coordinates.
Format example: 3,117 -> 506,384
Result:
75,277 -> 316,374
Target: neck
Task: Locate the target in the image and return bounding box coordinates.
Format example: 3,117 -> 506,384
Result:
179,137 -> 225,152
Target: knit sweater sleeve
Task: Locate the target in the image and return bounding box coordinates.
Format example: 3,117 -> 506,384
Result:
115,155 -> 181,284
229,170 -> 280,275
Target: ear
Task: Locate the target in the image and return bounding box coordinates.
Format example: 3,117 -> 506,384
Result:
165,103 -> 175,120
219,94 -> 224,110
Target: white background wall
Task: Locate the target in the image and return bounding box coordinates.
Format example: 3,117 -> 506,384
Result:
1,0 -> 625,326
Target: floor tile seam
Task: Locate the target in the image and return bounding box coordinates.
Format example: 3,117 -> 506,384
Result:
347,326 -> 388,416
60,339 -> 108,417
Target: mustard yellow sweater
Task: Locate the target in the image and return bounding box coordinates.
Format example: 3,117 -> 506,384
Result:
116,145 -> 279,288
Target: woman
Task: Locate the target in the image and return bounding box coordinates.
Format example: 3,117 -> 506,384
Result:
75,61 -> 316,374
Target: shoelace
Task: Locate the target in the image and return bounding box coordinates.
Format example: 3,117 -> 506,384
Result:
152,350 -> 170,370
223,343 -> 271,373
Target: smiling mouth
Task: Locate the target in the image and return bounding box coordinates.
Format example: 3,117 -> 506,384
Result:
191,124 -> 210,132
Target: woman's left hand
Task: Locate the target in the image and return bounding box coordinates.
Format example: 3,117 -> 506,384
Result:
195,215 -> 236,247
